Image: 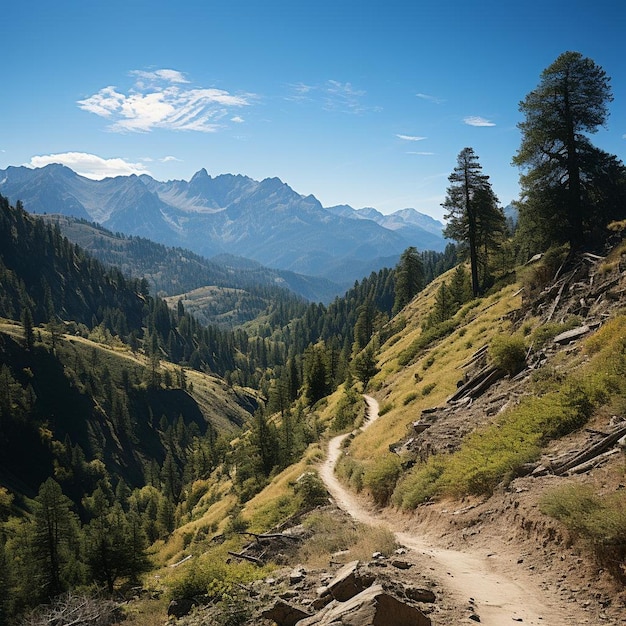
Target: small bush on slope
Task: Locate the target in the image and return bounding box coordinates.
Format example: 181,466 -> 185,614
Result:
489,333 -> 527,375
363,454 -> 403,506
540,485 -> 626,583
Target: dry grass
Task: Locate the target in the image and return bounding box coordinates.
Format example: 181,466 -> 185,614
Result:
242,449 -> 322,532
119,596 -> 169,626
296,510 -> 396,567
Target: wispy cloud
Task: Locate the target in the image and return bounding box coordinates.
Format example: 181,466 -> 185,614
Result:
161,155 -> 182,163
463,116 -> 496,127
27,152 -> 151,179
231,116 -> 245,123
396,134 -> 427,142
416,92 -> 444,104
324,80 -> 368,113
407,151 -> 435,156
131,69 -> 190,85
287,82 -> 315,102
287,80 -> 373,114
78,69 -> 255,133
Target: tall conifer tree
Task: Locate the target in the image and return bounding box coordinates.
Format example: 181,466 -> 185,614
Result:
442,148 -> 504,296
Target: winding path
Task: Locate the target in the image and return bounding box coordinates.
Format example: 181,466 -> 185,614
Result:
319,395 -> 569,626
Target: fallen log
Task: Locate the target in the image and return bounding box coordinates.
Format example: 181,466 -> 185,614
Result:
566,449 -> 620,475
459,344 -> 489,369
228,550 -> 264,565
238,531 -> 302,542
553,425 -> 626,475
447,364 -> 501,404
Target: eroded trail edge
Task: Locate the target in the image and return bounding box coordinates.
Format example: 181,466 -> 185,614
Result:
319,394 -> 569,626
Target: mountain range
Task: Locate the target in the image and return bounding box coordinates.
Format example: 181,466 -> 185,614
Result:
0,164 -> 447,285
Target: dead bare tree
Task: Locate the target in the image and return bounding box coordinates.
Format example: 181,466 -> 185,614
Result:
19,592 -> 120,626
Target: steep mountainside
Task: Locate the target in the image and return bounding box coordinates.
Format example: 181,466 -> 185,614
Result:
0,164 -> 446,283
0,196 -> 259,510
41,215 -> 340,308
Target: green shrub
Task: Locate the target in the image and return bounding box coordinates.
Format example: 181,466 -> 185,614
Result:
422,354 -> 436,369
336,456 -> 365,493
363,455 -> 402,506
294,471 -> 328,508
422,382 -> 436,396
541,485 -> 626,582
403,392 -> 419,406
489,334 -> 526,375
168,551 -> 268,601
378,402 -> 394,416
393,458 -> 446,509
531,316 -> 582,348
398,318 -> 459,366
225,511 -> 249,536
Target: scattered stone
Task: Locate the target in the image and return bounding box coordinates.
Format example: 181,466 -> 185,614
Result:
392,559 -> 413,570
469,613 -> 481,622
404,587 -> 436,603
290,566 -> 306,584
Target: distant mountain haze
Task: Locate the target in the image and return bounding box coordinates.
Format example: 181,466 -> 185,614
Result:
0,164 -> 447,284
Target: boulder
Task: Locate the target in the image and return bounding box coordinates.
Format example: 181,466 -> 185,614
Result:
553,325 -> 590,344
317,560 -> 375,602
261,599 -> 311,626
296,584 -> 431,626
290,566 -> 307,584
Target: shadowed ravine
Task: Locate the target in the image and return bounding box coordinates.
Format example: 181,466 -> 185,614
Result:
318,395 -> 570,626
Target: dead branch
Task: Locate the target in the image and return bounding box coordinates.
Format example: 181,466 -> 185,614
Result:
552,425 -> 626,476
566,449 -> 620,475
238,531 -> 302,543
228,550 -> 264,565
459,344 -> 489,369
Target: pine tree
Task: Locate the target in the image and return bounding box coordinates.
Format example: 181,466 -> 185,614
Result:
393,247 -> 424,314
442,148 -> 504,296
353,346 -> 379,389
32,478 -> 80,597
21,306 -> 35,350
513,51 -> 620,251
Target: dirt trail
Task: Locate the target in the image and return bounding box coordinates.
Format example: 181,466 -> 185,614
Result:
319,395 -> 570,626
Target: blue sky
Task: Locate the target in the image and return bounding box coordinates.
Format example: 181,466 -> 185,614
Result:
2,0 -> 624,221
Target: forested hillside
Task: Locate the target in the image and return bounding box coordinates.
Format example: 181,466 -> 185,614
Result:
42,215 -> 341,305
